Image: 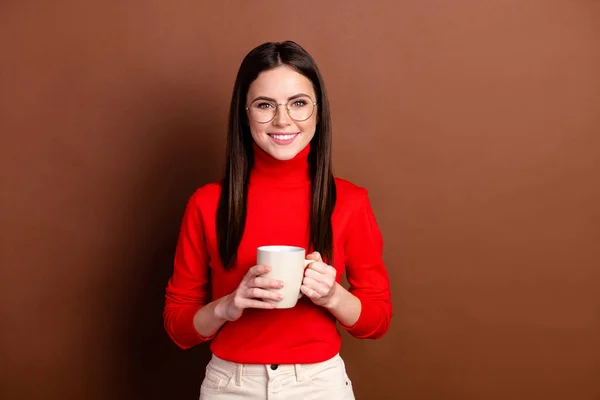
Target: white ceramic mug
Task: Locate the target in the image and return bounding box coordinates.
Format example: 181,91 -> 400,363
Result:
256,245 -> 315,309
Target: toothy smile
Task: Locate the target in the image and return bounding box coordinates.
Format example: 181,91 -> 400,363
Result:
267,132 -> 300,145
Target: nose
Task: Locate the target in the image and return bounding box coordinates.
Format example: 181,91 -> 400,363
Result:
272,103 -> 291,126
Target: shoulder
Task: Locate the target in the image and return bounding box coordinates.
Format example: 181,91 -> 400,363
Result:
188,181 -> 222,209
334,177 -> 370,212
334,177 -> 368,199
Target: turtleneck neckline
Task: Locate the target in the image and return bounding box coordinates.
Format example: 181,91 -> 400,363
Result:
250,141 -> 311,185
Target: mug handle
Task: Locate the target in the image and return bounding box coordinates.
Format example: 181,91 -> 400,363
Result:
298,259 -> 317,299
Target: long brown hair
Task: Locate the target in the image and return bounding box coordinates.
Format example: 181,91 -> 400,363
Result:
217,41 -> 336,270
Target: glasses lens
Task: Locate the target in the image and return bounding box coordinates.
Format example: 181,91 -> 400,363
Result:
248,96 -> 316,123
248,100 -> 276,123
287,96 -> 315,121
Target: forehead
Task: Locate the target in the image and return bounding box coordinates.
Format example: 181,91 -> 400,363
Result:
247,65 -> 315,101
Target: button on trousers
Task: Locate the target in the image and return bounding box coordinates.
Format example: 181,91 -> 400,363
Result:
199,353 -> 355,400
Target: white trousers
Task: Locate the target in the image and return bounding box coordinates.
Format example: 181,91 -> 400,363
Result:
199,353 -> 355,400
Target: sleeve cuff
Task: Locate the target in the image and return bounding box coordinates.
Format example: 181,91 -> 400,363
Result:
174,306 -> 216,349
339,301 -> 386,339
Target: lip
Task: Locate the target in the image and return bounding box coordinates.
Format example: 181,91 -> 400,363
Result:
267,132 -> 299,146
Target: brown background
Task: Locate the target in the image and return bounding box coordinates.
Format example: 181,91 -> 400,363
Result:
1,1 -> 599,399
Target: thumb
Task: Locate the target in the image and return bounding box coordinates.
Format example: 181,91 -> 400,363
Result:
306,251 -> 322,262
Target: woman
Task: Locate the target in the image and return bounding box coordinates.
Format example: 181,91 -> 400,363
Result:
164,41 -> 392,399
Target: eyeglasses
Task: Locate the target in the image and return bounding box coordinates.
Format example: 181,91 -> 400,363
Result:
246,96 -> 317,124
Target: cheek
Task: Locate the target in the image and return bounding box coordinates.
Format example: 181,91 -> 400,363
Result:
249,122 -> 265,140
299,119 -> 317,138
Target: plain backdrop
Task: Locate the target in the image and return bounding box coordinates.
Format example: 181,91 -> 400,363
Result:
1,1 -> 599,399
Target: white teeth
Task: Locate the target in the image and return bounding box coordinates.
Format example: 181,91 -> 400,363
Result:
272,134 -> 296,140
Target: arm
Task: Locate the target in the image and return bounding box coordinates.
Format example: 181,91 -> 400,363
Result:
163,192 -> 216,349
340,189 -> 392,339
164,191 -> 285,349
324,283 -> 362,328
302,253 -> 362,327
300,189 -> 392,338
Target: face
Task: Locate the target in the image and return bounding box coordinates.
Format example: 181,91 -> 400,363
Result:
246,65 -> 318,161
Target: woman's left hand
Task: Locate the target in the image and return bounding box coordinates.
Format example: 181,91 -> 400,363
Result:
300,252 -> 339,308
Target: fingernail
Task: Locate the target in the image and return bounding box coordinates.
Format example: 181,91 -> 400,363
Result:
277,295 -> 283,300
278,281 -> 284,287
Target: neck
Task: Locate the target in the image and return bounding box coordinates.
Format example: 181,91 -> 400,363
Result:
250,142 -> 311,185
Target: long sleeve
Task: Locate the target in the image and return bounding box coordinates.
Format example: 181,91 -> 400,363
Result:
341,189 -> 393,339
163,191 -> 214,349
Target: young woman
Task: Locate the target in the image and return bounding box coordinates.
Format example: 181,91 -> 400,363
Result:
164,41 -> 392,399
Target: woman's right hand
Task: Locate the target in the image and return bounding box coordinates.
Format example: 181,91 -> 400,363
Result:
214,264 -> 284,322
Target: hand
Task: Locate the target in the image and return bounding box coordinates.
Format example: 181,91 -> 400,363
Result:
215,265 -> 283,322
300,252 -> 339,308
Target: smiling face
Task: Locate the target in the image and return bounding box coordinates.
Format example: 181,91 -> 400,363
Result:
246,65 -> 318,161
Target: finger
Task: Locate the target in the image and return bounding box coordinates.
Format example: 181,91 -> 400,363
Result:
306,261 -> 334,275
300,284 -> 318,299
304,267 -> 326,280
306,251 -> 322,262
302,276 -> 330,296
240,298 -> 277,309
304,269 -> 336,288
245,287 -> 283,302
249,276 -> 284,289
246,264 -> 270,278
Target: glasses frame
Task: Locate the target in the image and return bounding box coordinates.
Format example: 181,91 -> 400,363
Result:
245,98 -> 318,124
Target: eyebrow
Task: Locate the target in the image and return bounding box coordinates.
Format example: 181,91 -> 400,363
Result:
250,93 -> 312,103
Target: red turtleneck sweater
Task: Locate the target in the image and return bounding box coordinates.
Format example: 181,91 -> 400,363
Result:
163,144 -> 392,364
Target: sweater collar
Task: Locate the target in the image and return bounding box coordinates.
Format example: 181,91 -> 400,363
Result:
250,141 -> 311,184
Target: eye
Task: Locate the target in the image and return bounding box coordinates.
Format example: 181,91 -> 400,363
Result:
256,102 -> 274,109
290,99 -> 308,108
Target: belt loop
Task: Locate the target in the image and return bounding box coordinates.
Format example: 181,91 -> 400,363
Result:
294,364 -> 304,382
235,364 -> 243,386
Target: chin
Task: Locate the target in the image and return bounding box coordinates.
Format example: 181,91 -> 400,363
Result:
266,146 -> 300,161
257,137 -> 310,161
